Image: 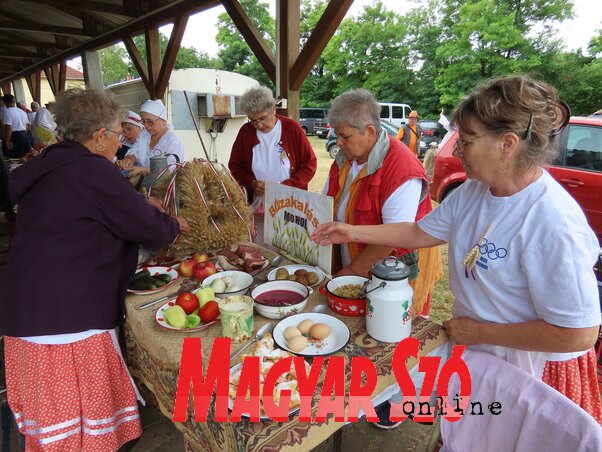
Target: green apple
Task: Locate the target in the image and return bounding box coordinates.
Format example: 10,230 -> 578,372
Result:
195,286 -> 216,308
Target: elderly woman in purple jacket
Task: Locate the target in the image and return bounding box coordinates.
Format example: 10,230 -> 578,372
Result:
0,88 -> 189,451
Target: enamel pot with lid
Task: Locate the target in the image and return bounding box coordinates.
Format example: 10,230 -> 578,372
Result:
365,256 -> 413,343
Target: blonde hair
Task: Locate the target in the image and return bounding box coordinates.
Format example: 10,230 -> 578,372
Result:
450,76 -> 568,168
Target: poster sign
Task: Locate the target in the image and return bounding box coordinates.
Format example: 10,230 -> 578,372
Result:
264,182 -> 333,273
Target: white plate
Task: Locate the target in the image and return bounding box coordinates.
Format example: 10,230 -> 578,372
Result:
127,266 -> 179,295
267,265 -> 325,287
227,360 -> 309,420
272,313 -> 350,357
155,300 -> 220,332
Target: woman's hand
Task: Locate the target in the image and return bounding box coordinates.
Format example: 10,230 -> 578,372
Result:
116,156 -> 135,169
128,165 -> 149,176
252,180 -> 266,196
147,197 -> 165,212
176,217 -> 190,233
311,221 -> 355,246
442,317 -> 482,345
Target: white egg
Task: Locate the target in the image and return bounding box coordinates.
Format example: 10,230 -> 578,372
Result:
287,335 -> 308,353
283,326 -> 302,340
309,323 -> 331,340
297,319 -> 314,334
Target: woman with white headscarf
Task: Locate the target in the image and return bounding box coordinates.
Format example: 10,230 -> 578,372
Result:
116,99 -> 184,178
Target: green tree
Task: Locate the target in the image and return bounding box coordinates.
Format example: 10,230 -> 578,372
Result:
322,1 -> 414,103
99,45 -> 131,85
215,0 -> 275,87
434,0 -> 573,109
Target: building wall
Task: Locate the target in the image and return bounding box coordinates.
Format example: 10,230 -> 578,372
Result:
20,78 -> 86,107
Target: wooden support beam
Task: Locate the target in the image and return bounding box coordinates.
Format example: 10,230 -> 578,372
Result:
43,62 -> 67,96
156,14 -> 188,100
0,21 -> 94,37
145,28 -> 161,99
221,0 -> 276,83
123,36 -> 151,94
25,71 -> 42,103
275,0 -> 300,119
289,0 -> 353,90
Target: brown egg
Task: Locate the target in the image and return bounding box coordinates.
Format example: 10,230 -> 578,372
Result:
284,326 -> 302,340
296,274 -> 309,286
287,335 -> 308,353
306,272 -> 319,285
309,323 -> 331,340
297,319 -> 314,334
294,269 -> 308,277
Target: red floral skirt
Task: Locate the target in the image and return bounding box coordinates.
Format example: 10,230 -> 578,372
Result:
542,347 -> 602,425
4,332 -> 142,451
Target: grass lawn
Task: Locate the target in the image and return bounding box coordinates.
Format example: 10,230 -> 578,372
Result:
306,135 -> 454,325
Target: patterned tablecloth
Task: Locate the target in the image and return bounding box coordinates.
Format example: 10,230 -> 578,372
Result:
124,243 -> 448,452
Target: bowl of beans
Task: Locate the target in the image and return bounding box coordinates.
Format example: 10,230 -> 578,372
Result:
251,280 -> 311,319
319,275 -> 369,317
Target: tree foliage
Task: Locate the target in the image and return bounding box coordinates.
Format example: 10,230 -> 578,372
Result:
100,0 -> 602,117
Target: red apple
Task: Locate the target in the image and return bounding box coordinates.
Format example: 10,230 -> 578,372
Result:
199,300 -> 219,323
175,292 -> 199,315
178,258 -> 197,278
193,261 -> 217,281
192,252 -> 210,264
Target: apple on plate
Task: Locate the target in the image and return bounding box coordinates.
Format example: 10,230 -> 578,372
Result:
175,292 -> 199,315
194,261 -> 217,281
194,286 -> 216,308
178,258 -> 197,278
192,252 -> 210,264
199,300 -> 219,323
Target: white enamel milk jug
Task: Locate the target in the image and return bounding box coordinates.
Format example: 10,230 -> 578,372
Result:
365,256 -> 413,343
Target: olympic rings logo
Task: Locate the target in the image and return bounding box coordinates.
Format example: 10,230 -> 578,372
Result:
479,239 -> 507,260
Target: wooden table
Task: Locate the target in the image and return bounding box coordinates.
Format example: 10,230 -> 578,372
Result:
123,246 -> 448,452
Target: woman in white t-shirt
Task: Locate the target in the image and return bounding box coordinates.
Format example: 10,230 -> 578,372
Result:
312,76 -> 602,423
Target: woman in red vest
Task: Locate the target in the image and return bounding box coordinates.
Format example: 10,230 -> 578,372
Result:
323,89 -> 443,314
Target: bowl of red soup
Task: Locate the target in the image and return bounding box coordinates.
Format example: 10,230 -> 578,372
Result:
251,280 -> 311,319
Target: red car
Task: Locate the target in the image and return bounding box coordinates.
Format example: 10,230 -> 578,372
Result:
430,116 -> 602,244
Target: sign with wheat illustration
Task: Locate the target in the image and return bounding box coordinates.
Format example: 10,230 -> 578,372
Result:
264,182 -> 333,273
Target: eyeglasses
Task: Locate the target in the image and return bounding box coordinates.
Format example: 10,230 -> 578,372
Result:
409,116 -> 418,120
248,112 -> 271,125
454,133 -> 489,153
141,118 -> 159,125
105,128 -> 124,141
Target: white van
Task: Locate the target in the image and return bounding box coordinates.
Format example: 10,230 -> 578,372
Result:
379,103 -> 412,127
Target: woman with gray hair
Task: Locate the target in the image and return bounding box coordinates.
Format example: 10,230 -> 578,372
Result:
0,88 -> 189,450
228,85 -> 317,242
322,88 -> 442,326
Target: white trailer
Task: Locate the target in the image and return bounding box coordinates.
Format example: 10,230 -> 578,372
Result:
107,68 -> 258,164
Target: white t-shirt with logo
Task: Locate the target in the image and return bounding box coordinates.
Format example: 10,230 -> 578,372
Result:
250,120 -> 291,212
419,171 -> 600,374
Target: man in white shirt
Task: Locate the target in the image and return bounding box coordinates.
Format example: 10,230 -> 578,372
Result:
2,94 -> 31,158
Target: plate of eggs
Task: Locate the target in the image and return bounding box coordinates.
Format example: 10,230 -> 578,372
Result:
272,313 -> 351,357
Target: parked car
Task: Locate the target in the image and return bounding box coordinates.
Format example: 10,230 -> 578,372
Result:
299,108 -> 328,135
326,120 -> 399,159
430,116 -> 602,244
314,119 -> 329,138
418,119 -> 446,157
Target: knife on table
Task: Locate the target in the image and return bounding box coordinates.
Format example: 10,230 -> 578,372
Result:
137,285 -> 199,310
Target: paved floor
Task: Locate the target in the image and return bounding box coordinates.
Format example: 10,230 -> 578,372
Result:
0,215 -> 437,452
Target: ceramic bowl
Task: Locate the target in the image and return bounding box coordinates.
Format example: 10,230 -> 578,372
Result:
319,275 -> 369,317
202,270 -> 254,298
251,280 -> 311,319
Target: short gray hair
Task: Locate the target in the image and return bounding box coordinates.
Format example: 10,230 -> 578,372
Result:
55,88 -> 125,143
328,89 -> 381,134
239,85 -> 275,116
